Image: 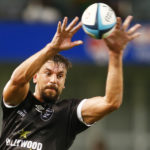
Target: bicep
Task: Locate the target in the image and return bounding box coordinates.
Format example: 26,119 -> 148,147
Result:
81,96 -> 114,124
3,80 -> 29,106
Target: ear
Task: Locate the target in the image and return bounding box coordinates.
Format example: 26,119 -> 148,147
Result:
33,74 -> 38,84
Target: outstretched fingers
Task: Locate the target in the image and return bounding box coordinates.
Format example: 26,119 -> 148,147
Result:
122,15 -> 133,31
127,24 -> 141,35
61,17 -> 68,31
115,17 -> 122,30
66,17 -> 79,32
57,16 -> 82,35
129,32 -> 141,40
70,40 -> 83,48
56,21 -> 62,33
71,22 -> 82,34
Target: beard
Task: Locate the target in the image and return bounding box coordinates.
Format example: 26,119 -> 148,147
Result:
40,85 -> 60,103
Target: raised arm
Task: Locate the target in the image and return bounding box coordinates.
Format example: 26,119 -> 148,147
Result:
81,16 -> 141,124
3,17 -> 83,106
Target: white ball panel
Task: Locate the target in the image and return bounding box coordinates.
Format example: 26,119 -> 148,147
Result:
81,3 -> 98,26
100,3 -> 116,26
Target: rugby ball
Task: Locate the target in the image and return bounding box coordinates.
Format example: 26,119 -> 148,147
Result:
81,3 -> 116,39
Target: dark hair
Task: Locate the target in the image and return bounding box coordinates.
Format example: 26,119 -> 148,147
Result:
50,54 -> 72,70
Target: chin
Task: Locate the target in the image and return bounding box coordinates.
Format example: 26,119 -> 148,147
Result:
41,92 -> 59,103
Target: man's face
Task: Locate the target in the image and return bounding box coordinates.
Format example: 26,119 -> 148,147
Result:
34,61 -> 67,102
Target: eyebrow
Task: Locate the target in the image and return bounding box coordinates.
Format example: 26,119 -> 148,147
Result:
45,68 -> 51,71
45,68 -> 65,74
58,71 -> 65,74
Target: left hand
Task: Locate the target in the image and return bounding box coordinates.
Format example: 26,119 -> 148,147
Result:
50,17 -> 83,52
104,16 -> 141,54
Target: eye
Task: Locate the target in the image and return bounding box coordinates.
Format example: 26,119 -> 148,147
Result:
45,72 -> 51,76
57,74 -> 63,79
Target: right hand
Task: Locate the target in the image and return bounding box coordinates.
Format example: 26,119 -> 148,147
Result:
49,17 -> 83,52
104,16 -> 141,54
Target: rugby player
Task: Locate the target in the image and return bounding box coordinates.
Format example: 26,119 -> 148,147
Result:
0,16 -> 141,150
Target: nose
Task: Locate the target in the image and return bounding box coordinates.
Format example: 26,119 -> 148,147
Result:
49,74 -> 57,84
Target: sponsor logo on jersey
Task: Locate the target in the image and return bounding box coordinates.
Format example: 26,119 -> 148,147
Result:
35,105 -> 44,112
17,109 -> 27,117
41,108 -> 54,121
5,129 -> 43,150
6,138 -> 43,150
19,129 -> 31,139
35,105 -> 54,121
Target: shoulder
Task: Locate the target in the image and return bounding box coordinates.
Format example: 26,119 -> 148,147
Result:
56,98 -> 82,108
53,98 -> 82,116
1,90 -> 34,111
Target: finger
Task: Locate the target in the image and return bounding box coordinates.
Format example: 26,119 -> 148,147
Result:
71,22 -> 82,34
127,24 -> 141,35
61,17 -> 68,31
57,21 -> 61,33
66,16 -> 79,32
129,32 -> 141,40
122,15 -> 133,31
115,17 -> 122,30
70,40 -> 83,48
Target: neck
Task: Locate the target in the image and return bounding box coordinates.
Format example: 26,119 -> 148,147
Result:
33,92 -> 44,103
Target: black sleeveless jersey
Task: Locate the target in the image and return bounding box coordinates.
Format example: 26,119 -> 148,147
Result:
0,91 -> 88,150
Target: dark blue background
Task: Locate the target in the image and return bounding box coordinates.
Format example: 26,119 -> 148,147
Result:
0,21 -> 149,65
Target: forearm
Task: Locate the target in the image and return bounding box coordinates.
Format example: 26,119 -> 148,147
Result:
11,44 -> 58,85
81,16 -> 141,124
105,51 -> 123,108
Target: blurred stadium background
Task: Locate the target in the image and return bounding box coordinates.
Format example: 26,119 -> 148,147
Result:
0,0 -> 150,150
